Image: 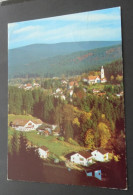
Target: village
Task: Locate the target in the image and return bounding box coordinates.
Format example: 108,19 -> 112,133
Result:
8,66 -> 124,182
10,65 -> 123,100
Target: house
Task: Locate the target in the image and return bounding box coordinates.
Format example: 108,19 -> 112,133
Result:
88,76 -> 101,84
116,91 -> 124,97
69,90 -> 73,97
56,88 -> 62,93
101,78 -> 107,83
38,146 -> 49,159
97,92 -> 106,97
93,89 -> 100,94
82,78 -> 88,83
61,95 -> 66,101
70,151 -> 93,167
91,149 -> 109,162
12,119 -> 43,131
61,80 -> 67,85
37,129 -> 50,136
69,81 -> 79,89
37,123 -> 58,135
33,82 -> 40,87
24,83 -> 33,90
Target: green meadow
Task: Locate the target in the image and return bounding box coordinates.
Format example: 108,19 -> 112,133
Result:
8,114 -> 84,160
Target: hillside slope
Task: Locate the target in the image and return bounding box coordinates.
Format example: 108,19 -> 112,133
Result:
8,42 -> 122,78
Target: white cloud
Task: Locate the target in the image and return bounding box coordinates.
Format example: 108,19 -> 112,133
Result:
13,25 -> 42,34
8,7 -> 121,49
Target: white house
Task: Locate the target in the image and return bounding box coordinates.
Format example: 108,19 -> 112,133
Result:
69,90 -> 73,97
56,88 -> 61,93
12,119 -> 43,131
61,95 -> 66,101
91,149 -> 109,162
70,151 -> 93,167
38,146 -> 49,159
33,82 -> 40,87
24,83 -> 33,90
93,89 -> 100,94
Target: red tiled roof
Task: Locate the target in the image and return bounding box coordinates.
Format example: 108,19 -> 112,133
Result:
40,146 -> 49,151
26,83 -> 32,87
97,148 -> 108,154
88,76 -> 100,80
12,119 -> 43,126
79,151 -> 92,159
69,81 -> 75,86
69,81 -> 79,86
33,119 -> 43,124
12,119 -> 29,126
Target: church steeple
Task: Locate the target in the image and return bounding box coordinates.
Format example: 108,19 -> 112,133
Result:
101,66 -> 104,79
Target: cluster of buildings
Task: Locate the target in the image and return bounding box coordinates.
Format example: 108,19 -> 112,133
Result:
11,118 -> 59,136
18,82 -> 40,90
10,117 -> 112,180
69,149 -> 110,167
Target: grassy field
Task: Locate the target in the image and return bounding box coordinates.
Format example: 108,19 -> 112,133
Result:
87,83 -> 106,90
8,114 -> 85,159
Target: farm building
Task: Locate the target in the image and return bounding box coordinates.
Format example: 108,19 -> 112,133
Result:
70,151 -> 93,167
38,146 -> 49,159
91,149 -> 109,162
37,123 -> 58,135
12,119 -> 43,131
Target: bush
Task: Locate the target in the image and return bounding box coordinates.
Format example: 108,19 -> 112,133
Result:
68,138 -> 79,146
58,136 -> 65,141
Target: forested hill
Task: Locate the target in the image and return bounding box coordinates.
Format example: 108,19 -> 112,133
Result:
8,43 -> 122,78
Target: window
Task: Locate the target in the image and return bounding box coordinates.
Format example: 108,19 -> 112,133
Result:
79,158 -> 84,161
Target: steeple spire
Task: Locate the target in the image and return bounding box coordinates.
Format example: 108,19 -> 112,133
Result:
101,66 -> 104,79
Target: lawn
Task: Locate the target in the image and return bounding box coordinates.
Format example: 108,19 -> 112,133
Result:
8,127 -> 84,159
87,83 -> 106,91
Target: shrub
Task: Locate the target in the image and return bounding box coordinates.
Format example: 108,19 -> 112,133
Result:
58,136 -> 65,141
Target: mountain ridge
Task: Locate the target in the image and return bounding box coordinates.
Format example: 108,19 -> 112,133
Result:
8,43 -> 122,78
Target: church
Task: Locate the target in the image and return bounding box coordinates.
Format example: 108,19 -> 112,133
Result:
86,66 -> 107,84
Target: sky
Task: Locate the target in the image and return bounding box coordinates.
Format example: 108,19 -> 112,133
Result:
8,7 -> 122,49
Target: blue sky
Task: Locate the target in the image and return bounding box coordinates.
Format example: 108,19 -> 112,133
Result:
8,7 -> 122,49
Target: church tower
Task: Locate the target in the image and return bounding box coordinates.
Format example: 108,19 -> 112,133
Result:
101,66 -> 104,79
